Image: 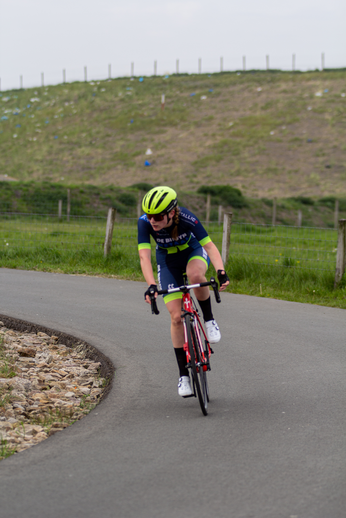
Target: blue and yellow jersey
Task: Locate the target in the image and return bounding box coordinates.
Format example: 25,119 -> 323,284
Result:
137,207 -> 211,254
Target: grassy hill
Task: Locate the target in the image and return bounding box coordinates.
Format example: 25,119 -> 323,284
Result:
1,70 -> 346,199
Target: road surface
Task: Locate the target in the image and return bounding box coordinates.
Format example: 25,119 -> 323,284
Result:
0,269 -> 345,518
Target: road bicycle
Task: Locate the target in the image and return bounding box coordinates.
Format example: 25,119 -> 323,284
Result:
149,276 -> 221,416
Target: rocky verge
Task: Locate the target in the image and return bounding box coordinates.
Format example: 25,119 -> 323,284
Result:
0,316 -> 114,460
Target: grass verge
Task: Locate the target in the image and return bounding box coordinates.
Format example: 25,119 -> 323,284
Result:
1,245 -> 345,309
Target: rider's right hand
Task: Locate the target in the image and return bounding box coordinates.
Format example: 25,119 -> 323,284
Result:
144,284 -> 158,304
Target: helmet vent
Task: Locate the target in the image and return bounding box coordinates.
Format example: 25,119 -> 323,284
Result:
155,193 -> 168,209
148,190 -> 158,210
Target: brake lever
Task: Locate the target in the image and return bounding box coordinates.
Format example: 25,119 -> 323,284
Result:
150,295 -> 160,315
210,277 -> 221,303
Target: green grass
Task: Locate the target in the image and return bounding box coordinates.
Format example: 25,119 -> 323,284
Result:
1,216 -> 345,308
0,337 -> 17,379
0,437 -> 16,461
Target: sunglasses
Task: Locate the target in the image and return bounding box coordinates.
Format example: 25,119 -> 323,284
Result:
146,213 -> 166,222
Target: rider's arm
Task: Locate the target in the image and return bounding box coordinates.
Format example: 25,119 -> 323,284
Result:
203,241 -> 230,291
139,249 -> 157,286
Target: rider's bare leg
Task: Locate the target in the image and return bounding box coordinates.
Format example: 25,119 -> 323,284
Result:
186,259 -> 209,301
166,298 -> 184,349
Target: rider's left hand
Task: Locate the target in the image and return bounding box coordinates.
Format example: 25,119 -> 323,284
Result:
217,270 -> 230,291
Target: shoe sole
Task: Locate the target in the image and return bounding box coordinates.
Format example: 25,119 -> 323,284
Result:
208,338 -> 221,344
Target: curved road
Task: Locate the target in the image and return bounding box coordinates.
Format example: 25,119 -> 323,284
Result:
0,269 -> 345,518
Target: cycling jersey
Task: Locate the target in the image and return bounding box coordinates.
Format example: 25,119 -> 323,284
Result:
138,207 -> 212,302
137,207 -> 211,253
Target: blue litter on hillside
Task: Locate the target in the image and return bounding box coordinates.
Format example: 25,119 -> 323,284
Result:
15,124 -> 21,128
54,136 -> 58,139
1,116 -> 8,121
307,139 -> 313,143
144,160 -> 151,166
190,93 -> 196,96
139,77 -> 144,82
324,89 -> 329,93
130,119 -> 134,124
45,120 -> 49,124
164,75 -> 169,79
27,104 -> 31,108
209,89 -> 213,92
92,93 -> 96,97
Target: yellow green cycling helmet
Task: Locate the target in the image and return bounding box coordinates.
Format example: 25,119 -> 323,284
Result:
142,186 -> 178,215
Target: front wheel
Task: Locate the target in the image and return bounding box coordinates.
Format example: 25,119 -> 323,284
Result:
185,314 -> 208,416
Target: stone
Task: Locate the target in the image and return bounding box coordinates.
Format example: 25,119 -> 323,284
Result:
18,348 -> 36,357
0,327 -> 106,458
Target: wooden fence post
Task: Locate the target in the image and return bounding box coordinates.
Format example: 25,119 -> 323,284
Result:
104,208 -> 117,257
63,69 -> 66,83
272,198 -> 277,226
154,60 -> 157,76
58,200 -> 62,220
266,55 -> 270,70
297,210 -> 302,227
131,62 -> 134,76
218,205 -> 223,226
137,191 -> 142,219
206,194 -> 211,224
222,212 -> 233,264
242,56 -> 246,71
334,200 -> 339,228
176,59 -> 179,74
198,58 -> 202,74
334,219 -> 346,288
67,189 -> 70,222
84,66 -> 87,82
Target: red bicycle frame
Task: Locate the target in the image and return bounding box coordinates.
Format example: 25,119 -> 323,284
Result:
182,291 -> 211,372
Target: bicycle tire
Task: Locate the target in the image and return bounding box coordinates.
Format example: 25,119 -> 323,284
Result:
193,323 -> 210,407
184,314 -> 208,415
195,318 -> 210,403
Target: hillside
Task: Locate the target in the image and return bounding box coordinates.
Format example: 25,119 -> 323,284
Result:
1,70 -> 346,199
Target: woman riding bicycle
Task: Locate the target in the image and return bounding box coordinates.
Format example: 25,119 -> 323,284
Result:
138,186 -> 229,397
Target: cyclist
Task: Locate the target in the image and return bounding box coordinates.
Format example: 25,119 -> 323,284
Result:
138,186 -> 230,397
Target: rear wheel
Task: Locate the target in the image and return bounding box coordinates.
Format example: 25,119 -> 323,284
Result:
185,314 -> 208,415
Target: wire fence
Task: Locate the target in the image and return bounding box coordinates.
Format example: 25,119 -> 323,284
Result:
208,222 -> 337,271
0,212 -> 338,273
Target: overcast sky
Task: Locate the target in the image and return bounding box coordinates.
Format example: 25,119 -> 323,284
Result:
1,0 -> 345,90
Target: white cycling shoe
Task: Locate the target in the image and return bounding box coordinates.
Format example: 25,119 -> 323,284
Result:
178,376 -> 193,397
205,320 -> 221,343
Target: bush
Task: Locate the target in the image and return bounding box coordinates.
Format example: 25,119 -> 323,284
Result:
197,184 -> 247,208
289,196 -> 314,206
319,197 -> 346,211
116,192 -> 136,206
131,182 -> 153,191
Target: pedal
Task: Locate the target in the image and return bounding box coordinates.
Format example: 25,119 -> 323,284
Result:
182,394 -> 195,398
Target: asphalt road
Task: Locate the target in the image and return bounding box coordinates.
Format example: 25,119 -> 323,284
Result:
0,268 -> 345,518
